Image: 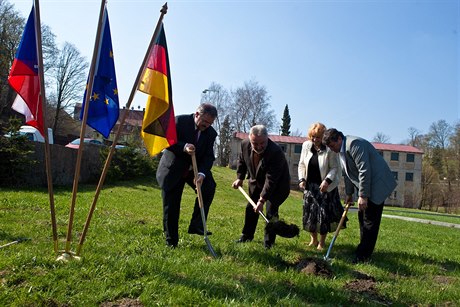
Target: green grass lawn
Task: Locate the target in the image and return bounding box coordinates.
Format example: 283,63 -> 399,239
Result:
1,166 -> 459,306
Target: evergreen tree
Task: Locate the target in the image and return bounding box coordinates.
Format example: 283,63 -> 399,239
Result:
218,115 -> 233,166
280,104 -> 291,136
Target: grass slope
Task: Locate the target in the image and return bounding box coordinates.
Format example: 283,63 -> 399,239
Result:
1,166 -> 459,306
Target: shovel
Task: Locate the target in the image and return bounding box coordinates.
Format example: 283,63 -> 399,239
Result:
323,202 -> 351,261
238,186 -> 299,238
191,153 -> 217,258
0,237 -> 30,249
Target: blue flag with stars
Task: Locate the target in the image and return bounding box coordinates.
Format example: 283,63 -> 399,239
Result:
80,8 -> 119,138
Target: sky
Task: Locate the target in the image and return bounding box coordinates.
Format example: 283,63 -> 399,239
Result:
14,0 -> 459,144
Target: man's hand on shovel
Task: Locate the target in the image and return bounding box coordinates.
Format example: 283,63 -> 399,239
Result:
194,174 -> 204,187
254,198 -> 265,213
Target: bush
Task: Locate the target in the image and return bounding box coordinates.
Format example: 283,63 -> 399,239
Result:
102,146 -> 159,183
0,119 -> 36,186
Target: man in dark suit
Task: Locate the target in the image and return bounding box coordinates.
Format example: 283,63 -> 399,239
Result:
323,128 -> 397,263
232,125 -> 291,248
156,103 -> 218,247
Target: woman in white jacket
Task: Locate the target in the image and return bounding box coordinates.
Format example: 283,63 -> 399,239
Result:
298,122 -> 346,250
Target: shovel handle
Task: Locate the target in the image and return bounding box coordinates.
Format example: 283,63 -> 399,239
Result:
237,186 -> 270,223
324,202 -> 352,260
335,202 -> 351,236
191,153 -> 207,231
191,153 -> 204,209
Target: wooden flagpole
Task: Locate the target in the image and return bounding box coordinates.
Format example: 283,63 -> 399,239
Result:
76,2 -> 169,256
61,0 -> 107,258
33,0 -> 58,254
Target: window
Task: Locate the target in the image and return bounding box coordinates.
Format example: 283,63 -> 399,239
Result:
294,144 -> 302,154
405,172 -> 413,181
406,153 -> 415,162
279,144 -> 287,153
378,151 -> 383,156
392,171 -> 398,181
391,152 -> 399,161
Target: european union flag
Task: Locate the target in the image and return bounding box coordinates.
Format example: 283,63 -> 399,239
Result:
81,8 -> 119,138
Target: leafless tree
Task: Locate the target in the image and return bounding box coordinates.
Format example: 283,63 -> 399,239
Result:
49,42 -> 87,136
0,0 -> 23,116
373,132 -> 390,143
291,128 -> 304,137
450,122 -> 460,180
229,79 -> 277,133
201,82 -> 232,166
407,127 -> 422,147
0,1 -> 58,127
429,119 -> 452,149
429,120 -> 453,189
420,160 -> 440,210
201,82 -> 231,138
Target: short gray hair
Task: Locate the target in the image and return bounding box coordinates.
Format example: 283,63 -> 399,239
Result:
249,125 -> 268,137
196,103 -> 218,118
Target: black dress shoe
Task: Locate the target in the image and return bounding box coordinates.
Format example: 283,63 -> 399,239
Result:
166,240 -> 177,248
235,236 -> 253,243
188,228 -> 212,236
264,242 -> 273,249
352,256 -> 370,264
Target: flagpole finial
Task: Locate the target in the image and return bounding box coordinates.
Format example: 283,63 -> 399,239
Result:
161,2 -> 168,14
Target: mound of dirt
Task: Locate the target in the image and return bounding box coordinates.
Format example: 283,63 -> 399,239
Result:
295,257 -> 334,278
344,278 -> 376,293
344,271 -> 376,293
344,271 -> 391,305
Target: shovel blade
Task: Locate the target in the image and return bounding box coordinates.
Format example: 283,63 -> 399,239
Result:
204,237 -> 217,258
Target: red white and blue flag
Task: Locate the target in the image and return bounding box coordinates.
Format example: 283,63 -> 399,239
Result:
8,6 -> 44,137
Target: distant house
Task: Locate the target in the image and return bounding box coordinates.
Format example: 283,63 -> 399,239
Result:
230,132 -> 423,207
230,132 -> 307,186
73,103 -> 144,144
373,143 -> 423,207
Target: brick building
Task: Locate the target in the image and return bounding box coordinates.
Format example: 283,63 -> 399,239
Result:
73,103 -> 144,144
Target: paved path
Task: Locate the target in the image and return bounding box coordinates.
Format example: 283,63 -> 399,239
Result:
382,214 -> 460,229
347,207 -> 460,229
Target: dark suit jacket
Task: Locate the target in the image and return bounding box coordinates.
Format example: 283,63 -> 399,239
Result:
342,135 -> 397,204
236,138 -> 290,203
156,114 -> 217,191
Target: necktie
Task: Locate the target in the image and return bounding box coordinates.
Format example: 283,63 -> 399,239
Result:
194,129 -> 200,144
253,152 -> 261,168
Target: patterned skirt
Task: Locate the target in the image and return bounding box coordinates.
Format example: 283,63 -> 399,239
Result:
302,183 -> 346,235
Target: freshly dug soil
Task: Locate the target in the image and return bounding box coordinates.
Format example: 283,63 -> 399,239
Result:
295,257 -> 334,278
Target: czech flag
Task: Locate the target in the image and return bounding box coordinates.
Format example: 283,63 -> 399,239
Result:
138,23 -> 177,156
8,6 -> 44,137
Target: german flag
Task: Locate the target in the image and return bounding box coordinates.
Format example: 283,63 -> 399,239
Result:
138,23 -> 176,156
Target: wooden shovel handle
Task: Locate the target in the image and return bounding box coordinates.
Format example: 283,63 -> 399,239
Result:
238,186 -> 270,223
191,153 -> 204,210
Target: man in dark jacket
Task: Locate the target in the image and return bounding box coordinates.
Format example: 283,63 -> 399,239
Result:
323,128 -> 397,263
232,125 -> 291,248
156,103 -> 217,247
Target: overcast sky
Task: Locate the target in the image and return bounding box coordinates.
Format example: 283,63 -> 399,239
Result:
15,0 -> 459,144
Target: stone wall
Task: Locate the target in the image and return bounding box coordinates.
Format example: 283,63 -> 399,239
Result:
25,143 -> 104,186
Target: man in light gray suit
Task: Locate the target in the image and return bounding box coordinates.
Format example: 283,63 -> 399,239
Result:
323,128 -> 397,264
